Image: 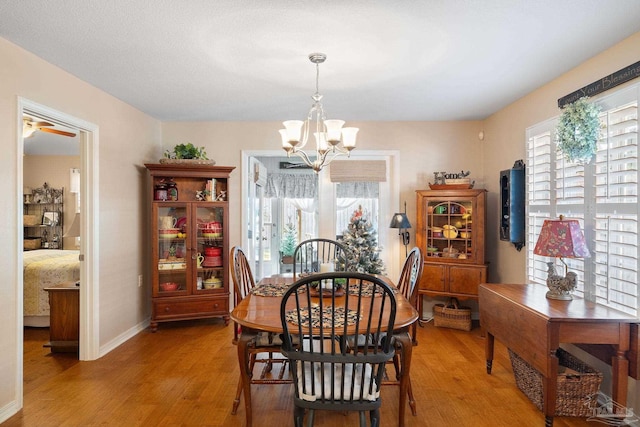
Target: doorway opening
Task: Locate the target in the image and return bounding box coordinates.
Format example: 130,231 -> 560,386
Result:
17,98 -> 100,394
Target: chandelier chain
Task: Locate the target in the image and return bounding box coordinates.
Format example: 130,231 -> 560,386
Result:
316,62 -> 320,97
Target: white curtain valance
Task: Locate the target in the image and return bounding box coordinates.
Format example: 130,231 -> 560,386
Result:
329,160 -> 387,182
265,173 -> 318,198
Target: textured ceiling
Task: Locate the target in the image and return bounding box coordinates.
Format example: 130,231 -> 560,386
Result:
3,0 -> 640,124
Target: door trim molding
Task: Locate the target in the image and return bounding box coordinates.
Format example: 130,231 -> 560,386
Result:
17,97 -> 100,364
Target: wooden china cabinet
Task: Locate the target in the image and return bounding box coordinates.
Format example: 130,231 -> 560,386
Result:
415,188 -> 488,318
145,163 -> 235,332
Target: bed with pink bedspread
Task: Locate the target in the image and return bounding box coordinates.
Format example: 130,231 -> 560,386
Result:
23,249 -> 80,327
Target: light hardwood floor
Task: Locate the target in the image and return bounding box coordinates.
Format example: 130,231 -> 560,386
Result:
5,319 -> 597,426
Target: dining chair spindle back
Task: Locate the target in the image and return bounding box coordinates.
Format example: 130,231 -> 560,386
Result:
293,238 -> 351,280
280,272 -> 397,427
396,247 -> 423,345
380,247 -> 423,418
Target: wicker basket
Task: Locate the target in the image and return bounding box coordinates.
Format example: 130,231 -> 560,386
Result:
433,297 -> 472,331
23,215 -> 39,226
508,348 -> 602,417
23,238 -> 41,250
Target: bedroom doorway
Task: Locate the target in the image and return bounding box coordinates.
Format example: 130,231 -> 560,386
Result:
18,98 -> 100,373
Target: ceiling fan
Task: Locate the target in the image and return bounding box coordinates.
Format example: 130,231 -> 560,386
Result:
23,117 -> 77,138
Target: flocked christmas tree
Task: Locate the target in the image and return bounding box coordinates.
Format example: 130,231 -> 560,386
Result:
341,206 -> 385,274
280,220 -> 297,261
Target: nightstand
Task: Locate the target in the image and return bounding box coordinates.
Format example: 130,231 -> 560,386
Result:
44,282 -> 79,353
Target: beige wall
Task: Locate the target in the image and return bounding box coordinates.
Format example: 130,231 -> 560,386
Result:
0,36 -> 161,417
24,155 -> 79,249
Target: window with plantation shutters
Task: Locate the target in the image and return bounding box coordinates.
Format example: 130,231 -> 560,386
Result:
526,83 -> 639,315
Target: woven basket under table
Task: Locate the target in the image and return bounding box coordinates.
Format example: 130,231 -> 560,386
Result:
508,348 -> 602,417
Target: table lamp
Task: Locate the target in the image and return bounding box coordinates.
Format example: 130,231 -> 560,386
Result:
65,212 -> 81,238
533,215 -> 590,300
64,212 -> 81,286
390,202 -> 412,257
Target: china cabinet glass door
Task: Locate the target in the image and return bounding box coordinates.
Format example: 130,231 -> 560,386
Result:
426,199 -> 475,262
156,204 -> 188,295
195,204 -> 225,292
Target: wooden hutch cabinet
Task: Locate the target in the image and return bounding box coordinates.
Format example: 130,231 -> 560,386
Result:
145,163 -> 235,332
415,189 -> 488,316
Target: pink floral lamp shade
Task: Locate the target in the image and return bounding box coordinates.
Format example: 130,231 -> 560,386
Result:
534,216 -> 589,300
533,217 -> 590,259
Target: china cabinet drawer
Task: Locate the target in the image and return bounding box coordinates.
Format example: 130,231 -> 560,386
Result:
153,296 -> 229,320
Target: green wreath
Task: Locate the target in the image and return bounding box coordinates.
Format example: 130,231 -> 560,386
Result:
556,97 -> 601,164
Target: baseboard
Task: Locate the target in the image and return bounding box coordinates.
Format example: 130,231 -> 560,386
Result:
98,318 -> 150,358
0,399 -> 21,424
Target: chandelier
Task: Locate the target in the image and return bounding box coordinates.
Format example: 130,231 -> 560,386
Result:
279,53 -> 359,173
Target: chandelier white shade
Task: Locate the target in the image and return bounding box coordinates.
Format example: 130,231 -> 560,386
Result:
279,53 -> 358,172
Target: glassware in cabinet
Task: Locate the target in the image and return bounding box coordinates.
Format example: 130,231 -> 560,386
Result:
425,198 -> 476,262
417,188 -> 486,268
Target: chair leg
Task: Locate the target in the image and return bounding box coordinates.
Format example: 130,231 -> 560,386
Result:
265,351 -> 274,373
393,353 -> 401,380
411,322 -> 418,346
408,377 -> 417,416
306,409 -> 314,427
233,321 -> 239,345
359,411 -> 366,427
370,408 -> 380,427
231,375 -> 243,414
293,406 -> 305,427
248,353 -> 257,373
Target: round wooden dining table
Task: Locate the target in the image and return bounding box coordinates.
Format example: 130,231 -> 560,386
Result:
230,274 -> 419,427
